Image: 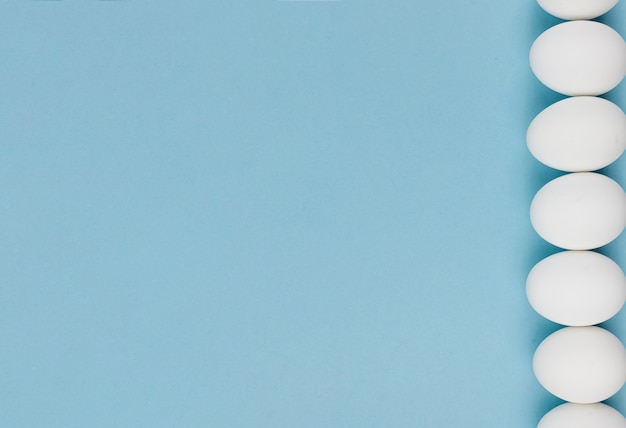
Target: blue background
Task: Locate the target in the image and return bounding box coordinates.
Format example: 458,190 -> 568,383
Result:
1,1 -> 626,427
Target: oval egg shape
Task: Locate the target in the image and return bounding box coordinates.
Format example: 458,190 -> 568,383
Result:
527,96 -> 626,172
538,403 -> 626,428
526,251 -> 626,326
530,172 -> 626,250
536,0 -> 619,20
533,326 -> 626,403
530,21 -> 626,95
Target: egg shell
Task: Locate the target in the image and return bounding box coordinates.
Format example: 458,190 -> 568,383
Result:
526,251 -> 626,326
527,251 -> 626,326
530,172 -> 626,250
536,0 -> 619,20
533,326 -> 626,403
538,403 -> 626,428
527,96 -> 626,172
530,21 -> 626,96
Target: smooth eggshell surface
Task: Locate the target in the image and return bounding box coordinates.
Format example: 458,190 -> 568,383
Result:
527,96 -> 626,172
533,327 -> 626,404
530,172 -> 626,250
533,326 -> 626,403
538,403 -> 626,428
536,0 -> 619,20
530,21 -> 626,95
526,251 -> 626,326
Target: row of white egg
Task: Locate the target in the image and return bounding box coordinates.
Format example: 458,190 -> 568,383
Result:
528,1 -> 626,427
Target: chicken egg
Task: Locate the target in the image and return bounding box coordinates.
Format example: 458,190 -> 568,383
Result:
538,402 -> 626,428
530,21 -> 626,95
536,0 -> 619,20
533,326 -> 626,403
527,96 -> 626,172
526,251 -> 626,326
530,172 -> 626,250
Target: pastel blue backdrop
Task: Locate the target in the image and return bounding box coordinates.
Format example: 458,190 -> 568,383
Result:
1,1 -> 626,427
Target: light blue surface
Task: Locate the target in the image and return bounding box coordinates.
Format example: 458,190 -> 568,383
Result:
1,1 -> 626,427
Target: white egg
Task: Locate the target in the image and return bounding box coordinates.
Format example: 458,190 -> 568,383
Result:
526,251 -> 626,326
536,0 -> 619,20
527,96 -> 626,172
533,326 -> 626,403
538,403 -> 626,428
530,172 -> 626,250
530,21 -> 626,96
